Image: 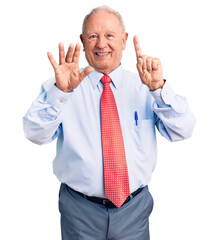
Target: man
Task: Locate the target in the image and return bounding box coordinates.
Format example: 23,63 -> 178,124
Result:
23,6 -> 196,240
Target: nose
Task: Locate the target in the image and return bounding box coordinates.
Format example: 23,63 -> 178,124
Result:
96,36 -> 107,49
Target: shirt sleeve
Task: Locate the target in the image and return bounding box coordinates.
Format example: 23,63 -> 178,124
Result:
150,81 -> 196,142
23,77 -> 73,145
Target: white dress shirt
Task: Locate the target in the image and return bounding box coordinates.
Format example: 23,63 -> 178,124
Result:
23,65 -> 196,197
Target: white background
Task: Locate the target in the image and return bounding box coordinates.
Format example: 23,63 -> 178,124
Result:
1,0 -> 218,239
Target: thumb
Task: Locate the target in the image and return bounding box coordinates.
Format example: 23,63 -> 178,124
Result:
80,66 -> 94,81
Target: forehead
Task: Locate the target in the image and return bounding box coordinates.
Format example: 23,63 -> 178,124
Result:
84,11 -> 121,33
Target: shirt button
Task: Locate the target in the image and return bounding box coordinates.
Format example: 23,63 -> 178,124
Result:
60,99 -> 64,103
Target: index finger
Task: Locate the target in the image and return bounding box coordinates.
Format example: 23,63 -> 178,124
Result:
133,35 -> 142,58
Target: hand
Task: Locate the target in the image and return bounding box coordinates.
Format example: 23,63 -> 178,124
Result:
133,35 -> 165,91
47,43 -> 94,92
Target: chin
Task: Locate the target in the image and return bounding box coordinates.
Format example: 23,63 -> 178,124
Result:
94,65 -> 110,73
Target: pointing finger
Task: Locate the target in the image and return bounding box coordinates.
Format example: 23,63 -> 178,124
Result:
133,35 -> 142,59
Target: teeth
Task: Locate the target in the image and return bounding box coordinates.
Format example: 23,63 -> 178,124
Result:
96,52 -> 109,56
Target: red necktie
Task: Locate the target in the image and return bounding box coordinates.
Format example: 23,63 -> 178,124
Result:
100,75 -> 130,208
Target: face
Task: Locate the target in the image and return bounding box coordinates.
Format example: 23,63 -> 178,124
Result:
80,11 -> 128,75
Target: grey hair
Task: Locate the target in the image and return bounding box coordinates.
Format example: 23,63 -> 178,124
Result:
82,6 -> 126,35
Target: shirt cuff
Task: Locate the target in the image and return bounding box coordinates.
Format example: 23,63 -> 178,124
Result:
46,83 -> 73,110
150,81 -> 176,107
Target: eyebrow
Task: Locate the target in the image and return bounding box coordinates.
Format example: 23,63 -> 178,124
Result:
86,31 -> 117,35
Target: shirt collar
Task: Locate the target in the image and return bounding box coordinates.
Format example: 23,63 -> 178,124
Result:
88,65 -> 124,90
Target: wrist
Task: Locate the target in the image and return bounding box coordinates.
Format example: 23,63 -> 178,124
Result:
149,79 -> 166,91
55,83 -> 72,93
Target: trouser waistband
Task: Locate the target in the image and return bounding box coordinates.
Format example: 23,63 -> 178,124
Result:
67,185 -> 147,208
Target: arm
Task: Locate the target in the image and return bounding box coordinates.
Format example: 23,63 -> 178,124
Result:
23,78 -> 72,145
133,35 -> 196,141
23,42 -> 94,145
151,82 -> 196,141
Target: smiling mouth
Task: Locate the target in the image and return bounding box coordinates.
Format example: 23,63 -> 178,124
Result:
95,52 -> 110,56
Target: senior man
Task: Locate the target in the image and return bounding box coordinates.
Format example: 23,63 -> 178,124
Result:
23,6 -> 196,240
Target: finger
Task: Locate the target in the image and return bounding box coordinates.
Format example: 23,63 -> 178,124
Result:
73,43 -> 81,64
133,35 -> 142,59
142,55 -> 148,73
59,42 -> 65,64
47,52 -> 58,70
136,57 -> 143,75
65,44 -> 74,63
79,66 -> 94,81
146,57 -> 153,72
152,58 -> 160,70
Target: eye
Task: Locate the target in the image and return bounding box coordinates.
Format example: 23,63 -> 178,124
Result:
107,34 -> 114,39
89,35 -> 98,39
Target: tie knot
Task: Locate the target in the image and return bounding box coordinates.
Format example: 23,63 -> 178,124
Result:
101,75 -> 112,85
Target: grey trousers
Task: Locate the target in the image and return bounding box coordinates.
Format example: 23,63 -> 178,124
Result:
59,184 -> 154,240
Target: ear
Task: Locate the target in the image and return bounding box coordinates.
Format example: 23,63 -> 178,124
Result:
122,32 -> 128,50
80,34 -> 85,51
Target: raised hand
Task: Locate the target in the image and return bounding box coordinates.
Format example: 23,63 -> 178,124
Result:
47,43 -> 94,92
133,35 -> 165,91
